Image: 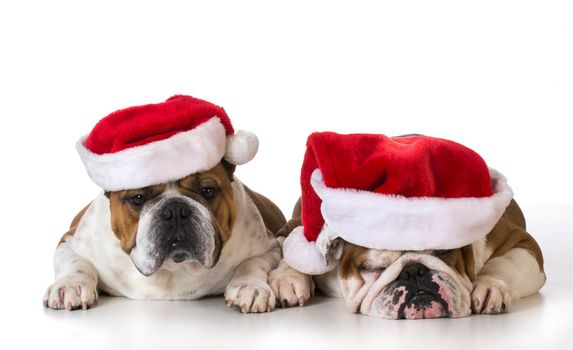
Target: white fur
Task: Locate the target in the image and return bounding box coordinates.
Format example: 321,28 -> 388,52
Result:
225,250 -> 280,313
268,259 -> 315,307
313,168 -> 513,251
43,244 -> 99,310
46,178 -> 280,310
77,118 -> 227,191
472,237 -> 491,275
224,130 -> 259,165
471,247 -> 546,313
480,248 -> 546,299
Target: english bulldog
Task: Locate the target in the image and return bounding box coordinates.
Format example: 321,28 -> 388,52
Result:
43,95 -> 285,313
43,162 -> 286,312
270,198 -> 546,318
268,132 -> 546,319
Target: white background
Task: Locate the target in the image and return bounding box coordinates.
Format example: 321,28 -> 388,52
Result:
1,1 -> 572,349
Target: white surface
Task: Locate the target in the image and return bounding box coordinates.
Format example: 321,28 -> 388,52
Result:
1,1 -> 572,349
1,204 -> 571,350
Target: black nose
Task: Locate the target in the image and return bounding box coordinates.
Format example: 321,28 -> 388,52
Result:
162,200 -> 191,221
398,263 -> 430,282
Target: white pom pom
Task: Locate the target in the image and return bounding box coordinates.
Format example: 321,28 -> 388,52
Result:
224,130 -> 259,165
283,226 -> 338,275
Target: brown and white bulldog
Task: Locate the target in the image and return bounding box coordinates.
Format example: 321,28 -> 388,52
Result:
270,198 -> 546,318
43,95 -> 286,313
43,161 -> 285,312
268,132 -> 546,319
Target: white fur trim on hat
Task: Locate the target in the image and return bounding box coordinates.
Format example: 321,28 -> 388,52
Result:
224,130 -> 259,165
77,118 -> 227,191
311,168 -> 514,251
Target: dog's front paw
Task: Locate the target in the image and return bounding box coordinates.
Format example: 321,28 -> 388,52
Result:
225,278 -> 276,313
471,276 -> 512,314
268,267 -> 314,308
43,273 -> 98,311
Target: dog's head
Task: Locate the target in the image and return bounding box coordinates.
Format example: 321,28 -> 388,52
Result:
106,162 -> 237,276
338,243 -> 475,319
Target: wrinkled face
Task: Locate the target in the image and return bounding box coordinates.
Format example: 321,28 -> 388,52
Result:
339,244 -> 473,319
107,163 -> 236,276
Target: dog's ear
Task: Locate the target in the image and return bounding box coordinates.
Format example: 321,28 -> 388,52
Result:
221,159 -> 236,182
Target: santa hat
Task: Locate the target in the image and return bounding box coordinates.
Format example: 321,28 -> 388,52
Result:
283,132 -> 514,275
77,95 -> 258,191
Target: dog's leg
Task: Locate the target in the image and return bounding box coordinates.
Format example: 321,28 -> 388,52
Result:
471,247 -> 546,314
224,238 -> 281,313
267,200 -> 315,308
43,243 -> 99,310
268,258 -> 315,308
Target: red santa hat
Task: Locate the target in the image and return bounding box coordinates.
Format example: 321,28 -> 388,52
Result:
77,95 -> 258,191
283,132 -> 514,275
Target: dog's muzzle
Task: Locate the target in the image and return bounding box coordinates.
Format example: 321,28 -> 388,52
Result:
345,253 -> 472,319
379,262 -> 451,319
130,197 -> 222,276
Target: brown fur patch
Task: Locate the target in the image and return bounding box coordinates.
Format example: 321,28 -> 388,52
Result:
107,184 -> 167,252
483,199 -> 544,271
441,247 -> 476,281
277,198 -> 302,237
58,203 -> 91,247
339,243 -> 369,281
244,186 -> 286,235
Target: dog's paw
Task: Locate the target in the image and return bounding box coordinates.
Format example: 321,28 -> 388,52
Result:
471,276 -> 512,314
43,273 -> 98,311
268,267 -> 314,308
224,277 -> 276,313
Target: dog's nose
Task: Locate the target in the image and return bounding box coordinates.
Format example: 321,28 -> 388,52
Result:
162,200 -> 191,221
398,263 -> 430,282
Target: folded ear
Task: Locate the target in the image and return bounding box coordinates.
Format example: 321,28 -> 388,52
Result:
441,247 -> 476,281
221,159 -> 236,182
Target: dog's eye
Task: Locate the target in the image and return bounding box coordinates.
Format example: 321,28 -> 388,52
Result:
359,264 -> 387,274
127,194 -> 146,207
200,187 -> 217,200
